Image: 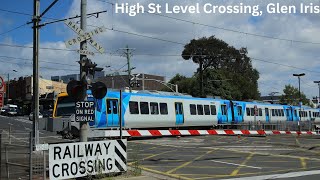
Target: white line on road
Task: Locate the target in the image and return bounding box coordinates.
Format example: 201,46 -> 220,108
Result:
224,170 -> 320,180
211,160 -> 262,169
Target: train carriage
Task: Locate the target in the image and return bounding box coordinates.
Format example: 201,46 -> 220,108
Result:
52,89 -> 320,136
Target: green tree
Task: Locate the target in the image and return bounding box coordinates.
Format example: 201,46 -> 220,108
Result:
181,36 -> 260,100
280,84 -> 308,105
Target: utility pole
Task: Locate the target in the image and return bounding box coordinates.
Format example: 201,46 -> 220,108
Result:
120,45 -> 134,92
7,74 -> 9,102
126,45 -> 132,92
314,81 -> 320,105
79,0 -> 88,142
32,0 -> 40,145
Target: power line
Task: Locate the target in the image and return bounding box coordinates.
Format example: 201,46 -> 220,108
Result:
97,0 -> 320,45
0,58 -> 78,71
150,13 -> 320,45
0,43 -> 76,52
0,23 -> 29,36
0,55 -> 77,67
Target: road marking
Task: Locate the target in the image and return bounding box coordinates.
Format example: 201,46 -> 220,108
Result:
230,153 -> 254,176
140,166 -> 193,180
300,157 -> 307,169
166,150 -> 214,174
225,170 -> 320,180
211,160 -> 262,169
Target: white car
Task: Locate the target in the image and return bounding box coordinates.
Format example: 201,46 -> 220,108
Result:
29,112 -> 43,121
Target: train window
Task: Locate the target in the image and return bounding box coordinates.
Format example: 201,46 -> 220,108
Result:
275,109 -> 279,116
259,108 -> 262,116
140,102 -> 149,114
246,108 -> 250,116
204,105 -> 210,115
129,101 -> 139,114
250,108 -> 255,116
150,102 -> 159,115
221,105 -> 227,115
210,105 -> 217,115
190,104 -> 197,115
237,106 -> 242,116
271,109 -> 275,116
197,105 -> 204,115
299,111 -> 301,117
160,103 -> 168,115
294,110 -> 297,116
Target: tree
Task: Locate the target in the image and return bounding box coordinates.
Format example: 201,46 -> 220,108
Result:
280,85 -> 308,105
181,36 -> 260,100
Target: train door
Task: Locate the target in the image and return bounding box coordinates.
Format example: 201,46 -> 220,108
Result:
220,104 -> 228,123
237,106 -> 243,123
286,108 -> 293,121
106,99 -> 119,127
175,102 -> 184,125
265,108 -> 270,122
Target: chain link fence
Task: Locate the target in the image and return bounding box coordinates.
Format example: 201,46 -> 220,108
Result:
0,124 -> 48,180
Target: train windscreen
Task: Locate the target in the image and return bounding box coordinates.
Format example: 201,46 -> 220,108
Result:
55,96 -> 75,117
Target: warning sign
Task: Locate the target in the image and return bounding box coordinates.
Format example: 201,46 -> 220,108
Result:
49,140 -> 127,180
75,101 -> 95,122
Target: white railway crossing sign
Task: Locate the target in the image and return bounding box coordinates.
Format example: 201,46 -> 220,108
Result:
64,19 -> 105,54
49,139 -> 127,180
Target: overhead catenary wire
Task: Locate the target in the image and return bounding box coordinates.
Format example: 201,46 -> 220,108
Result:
0,55 -> 77,67
0,59 -> 78,71
0,23 -> 29,36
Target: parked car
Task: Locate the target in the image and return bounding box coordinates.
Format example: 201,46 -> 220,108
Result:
29,112 -> 43,121
1,105 -> 18,116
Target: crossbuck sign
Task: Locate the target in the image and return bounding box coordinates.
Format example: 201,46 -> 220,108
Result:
64,19 -> 105,55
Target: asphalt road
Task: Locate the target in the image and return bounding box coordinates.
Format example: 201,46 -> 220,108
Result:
127,135 -> 320,180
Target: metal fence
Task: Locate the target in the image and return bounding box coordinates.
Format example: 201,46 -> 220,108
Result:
0,126 -> 47,180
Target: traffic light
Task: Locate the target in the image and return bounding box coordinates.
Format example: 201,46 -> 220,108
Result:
91,81 -> 107,99
67,80 -> 87,101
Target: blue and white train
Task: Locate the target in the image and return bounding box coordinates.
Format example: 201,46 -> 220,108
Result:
53,89 -> 320,132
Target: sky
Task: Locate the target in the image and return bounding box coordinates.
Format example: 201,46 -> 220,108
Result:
0,0 -> 320,100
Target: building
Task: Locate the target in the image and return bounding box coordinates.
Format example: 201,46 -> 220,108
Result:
51,74 -> 80,84
97,73 -> 167,91
51,71 -> 105,84
7,76 -> 66,114
260,95 -> 281,104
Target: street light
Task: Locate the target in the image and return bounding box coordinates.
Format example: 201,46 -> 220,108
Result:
293,73 -> 305,131
293,73 -> 305,102
7,70 -> 18,102
314,81 -> 320,105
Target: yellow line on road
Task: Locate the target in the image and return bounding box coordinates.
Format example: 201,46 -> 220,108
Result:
141,166 -> 193,180
128,150 -> 174,166
166,150 -> 215,174
230,153 -> 254,176
194,166 -> 320,180
300,157 -> 307,169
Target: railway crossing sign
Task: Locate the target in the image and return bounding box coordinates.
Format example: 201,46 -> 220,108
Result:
64,19 -> 105,55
